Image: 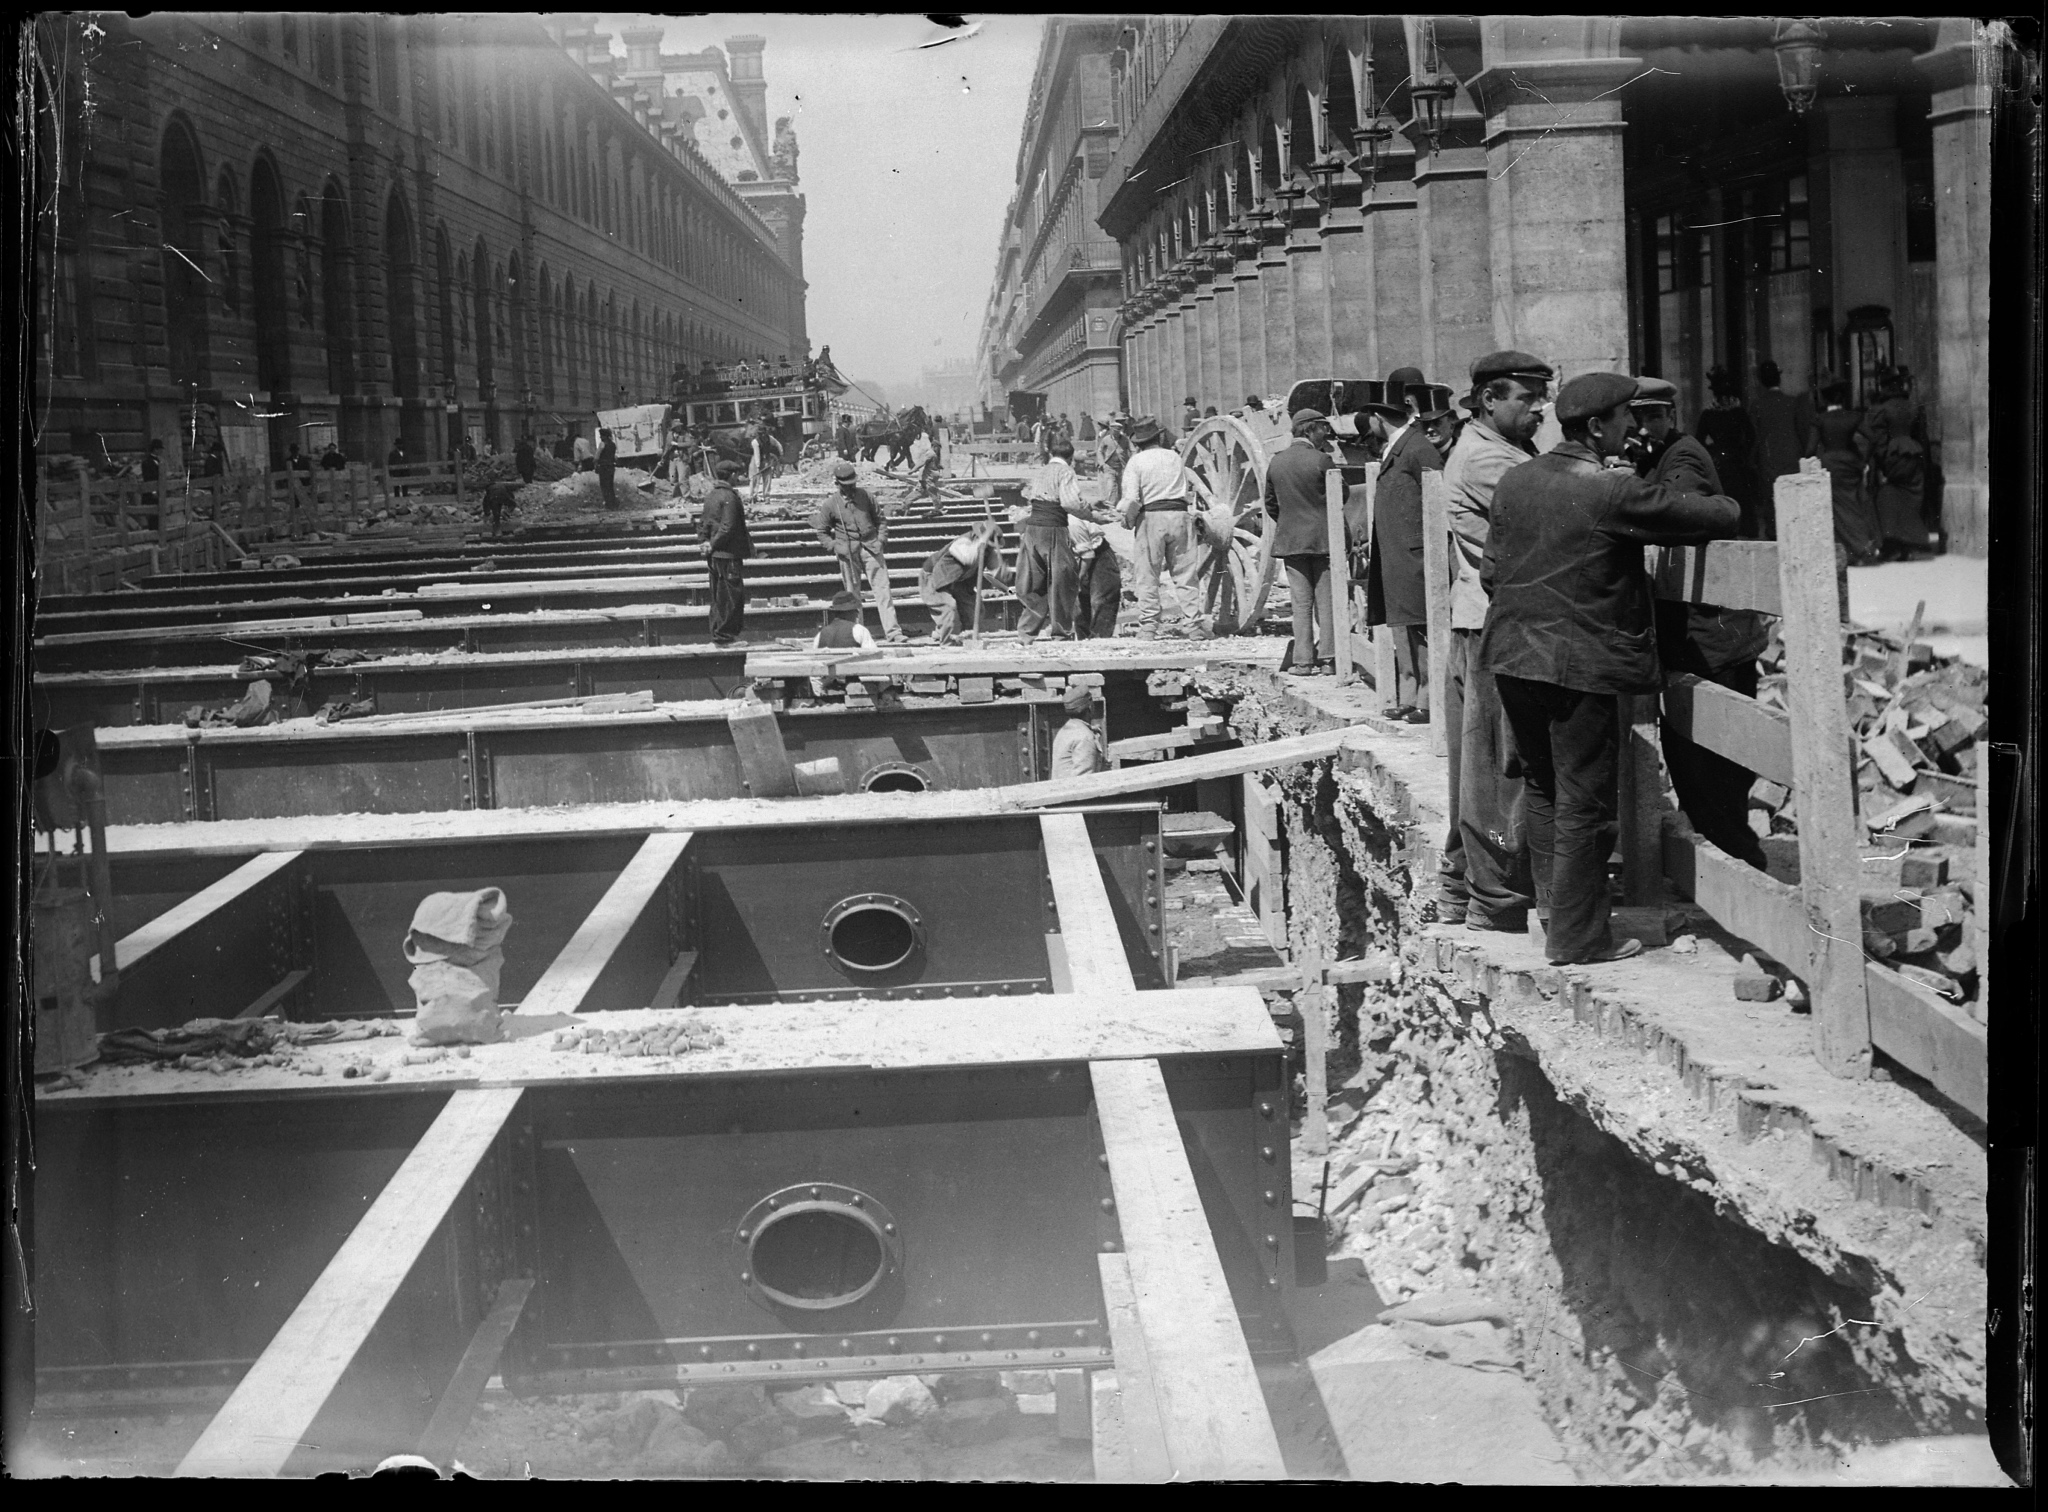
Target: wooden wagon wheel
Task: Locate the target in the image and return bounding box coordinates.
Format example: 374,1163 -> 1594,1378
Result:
1179,415 -> 1278,634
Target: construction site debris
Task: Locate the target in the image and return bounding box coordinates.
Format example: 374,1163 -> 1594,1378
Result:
549,1019 -> 729,1057
406,889 -> 514,1044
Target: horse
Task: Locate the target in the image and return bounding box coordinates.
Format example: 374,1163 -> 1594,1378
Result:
857,405 -> 930,472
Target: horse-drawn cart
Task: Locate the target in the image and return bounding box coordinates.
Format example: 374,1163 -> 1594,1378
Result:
1176,378 -> 1379,634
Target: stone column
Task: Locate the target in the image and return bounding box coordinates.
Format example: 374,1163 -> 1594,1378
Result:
1161,304 -> 1185,421
1915,22 -> 1991,554
1129,320 -> 1148,419
1411,87 -> 1494,392
1259,223 -> 1294,402
1286,198 -> 1334,378
1196,269 -> 1222,411
1235,245 -> 1267,401
1178,285 -> 1201,414
1322,184 -> 1373,378
1364,139 -> 1424,376
1469,23 -> 1637,385
1214,263 -> 1243,407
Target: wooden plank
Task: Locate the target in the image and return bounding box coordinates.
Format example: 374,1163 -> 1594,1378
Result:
1106,722 -> 1225,761
1002,725 -> 1356,808
415,1278 -> 537,1467
1041,812 -> 1136,991
1618,702 -> 1666,905
1088,1058 -> 1289,1480
1662,674 -> 1796,789
1421,470 -> 1453,758
727,703 -> 798,797
235,968 -> 311,1021
1975,761 -> 1990,1023
103,849 -> 305,976
1661,819 -> 1814,977
1325,468 -> 1353,686
1863,962 -> 1988,1120
1093,1253 -> 1173,1481
1648,540 -> 1784,616
648,950 -> 699,1011
175,1086 -> 527,1477
516,832 -> 692,1017
1301,944 -> 1328,1157
741,647 -> 1272,680
1774,470 -> 1871,1077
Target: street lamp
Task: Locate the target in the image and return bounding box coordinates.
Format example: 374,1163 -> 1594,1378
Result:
1773,19 -> 1825,116
1407,17 -> 1459,154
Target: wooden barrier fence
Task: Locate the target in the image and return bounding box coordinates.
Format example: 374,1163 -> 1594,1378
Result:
1334,457 -> 1985,1117
37,459 -> 471,592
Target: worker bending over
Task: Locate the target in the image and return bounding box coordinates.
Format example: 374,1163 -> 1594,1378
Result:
919,521 -> 1012,646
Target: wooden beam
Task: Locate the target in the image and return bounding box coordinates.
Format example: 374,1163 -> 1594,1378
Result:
727,704 -> 798,798
1325,468 -> 1354,687
235,968 -> 311,1021
1775,471 -> 1872,1077
1093,1253 -> 1174,1481
1422,470 -> 1453,759
1618,702 -> 1666,906
517,831 -> 693,1017
102,849 -> 305,976
1662,674 -> 1796,789
175,1086 -> 527,1477
1863,962 -> 1988,1120
1089,1058 -> 1289,1480
649,950 -> 699,1011
415,1278 -> 537,1467
1106,722 -> 1226,761
742,647 -> 1266,679
1002,725 -> 1358,808
1649,540 -> 1784,616
1040,812 -> 1137,991
1661,818 -> 1813,978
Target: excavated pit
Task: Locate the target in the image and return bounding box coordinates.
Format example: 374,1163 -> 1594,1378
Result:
1206,668 -> 1990,1482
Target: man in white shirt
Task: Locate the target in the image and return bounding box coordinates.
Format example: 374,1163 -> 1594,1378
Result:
1015,439 -> 1114,640
1118,419 -> 1210,640
1050,685 -> 1106,778
1061,471 -> 1123,640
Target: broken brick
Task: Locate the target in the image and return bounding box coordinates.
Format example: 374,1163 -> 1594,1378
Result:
1733,974 -> 1782,1001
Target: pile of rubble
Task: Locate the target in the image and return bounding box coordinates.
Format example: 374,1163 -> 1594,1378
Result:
1748,614 -> 1986,1012
550,1019 -> 727,1057
462,451 -> 573,494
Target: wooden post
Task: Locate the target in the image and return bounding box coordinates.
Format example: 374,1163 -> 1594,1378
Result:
1421,470 -> 1453,758
1300,941 -> 1328,1157
1617,695 -> 1666,905
1324,469 -> 1353,685
1775,470 -> 1871,1078
453,452 -> 466,511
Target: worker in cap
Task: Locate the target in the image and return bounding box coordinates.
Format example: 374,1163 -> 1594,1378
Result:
805,586 -> 877,699
1622,377 -> 1773,872
1263,408 -> 1339,674
1364,369 -> 1444,722
1477,374 -> 1741,967
1119,417 -> 1209,640
1049,682 -> 1107,779
1435,351 -> 1557,933
812,457 -> 904,642
918,518 -> 1011,645
698,457 -> 754,646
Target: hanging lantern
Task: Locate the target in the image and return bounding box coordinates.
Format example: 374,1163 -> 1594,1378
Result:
1408,17 -> 1458,153
1348,29 -> 1394,187
1773,19 -> 1825,116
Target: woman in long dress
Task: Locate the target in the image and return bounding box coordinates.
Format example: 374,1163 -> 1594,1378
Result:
1861,369 -> 1933,558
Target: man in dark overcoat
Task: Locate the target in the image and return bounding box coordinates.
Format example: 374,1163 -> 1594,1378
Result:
1366,367 -> 1448,719
1262,409 -> 1340,674
1478,373 -> 1742,967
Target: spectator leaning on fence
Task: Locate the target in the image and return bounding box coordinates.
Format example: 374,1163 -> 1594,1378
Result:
1477,372 -> 1742,968
1439,350 -> 1552,933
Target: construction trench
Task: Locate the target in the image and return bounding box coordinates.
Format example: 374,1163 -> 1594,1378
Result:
21,481 -> 2000,1485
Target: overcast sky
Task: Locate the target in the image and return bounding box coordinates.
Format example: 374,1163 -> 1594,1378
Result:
604,13 -> 1042,400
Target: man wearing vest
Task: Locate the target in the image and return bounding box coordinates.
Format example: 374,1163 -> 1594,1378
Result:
1016,438 -> 1111,641
809,589 -> 877,699
698,459 -> 752,646
812,460 -> 905,642
1480,373 -> 1742,966
1119,418 -> 1210,640
920,521 -> 1013,645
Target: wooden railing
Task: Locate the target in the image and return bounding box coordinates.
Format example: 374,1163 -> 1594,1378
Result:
1331,461 -> 1986,1119
37,459 -> 471,592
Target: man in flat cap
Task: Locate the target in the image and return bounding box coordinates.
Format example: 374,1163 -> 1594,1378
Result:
1119,418 -> 1209,640
1438,350 -> 1553,932
1479,372 -> 1742,966
1263,408 -> 1341,674
813,459 -> 905,642
1014,437 -> 1107,642
698,459 -> 753,646
1366,368 -> 1449,718
1629,378 -> 1772,872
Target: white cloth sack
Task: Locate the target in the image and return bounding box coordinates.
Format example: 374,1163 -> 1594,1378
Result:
405,888 -> 514,1044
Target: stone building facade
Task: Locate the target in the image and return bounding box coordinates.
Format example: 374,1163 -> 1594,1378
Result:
1094,17 -> 1996,555
31,13 -> 808,470
974,19 -> 1129,428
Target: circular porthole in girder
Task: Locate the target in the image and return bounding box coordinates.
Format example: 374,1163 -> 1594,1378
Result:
860,760 -> 933,794
820,893 -> 925,976
736,1184 -> 901,1312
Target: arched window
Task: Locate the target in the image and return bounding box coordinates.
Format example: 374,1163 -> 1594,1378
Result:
159,119 -> 211,386
537,270 -> 554,403
434,227 -> 455,388
250,156 -> 291,391
471,238 -> 493,398
507,252 -> 528,399
293,195 -> 317,329
561,276 -> 578,401
214,170 -> 242,318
